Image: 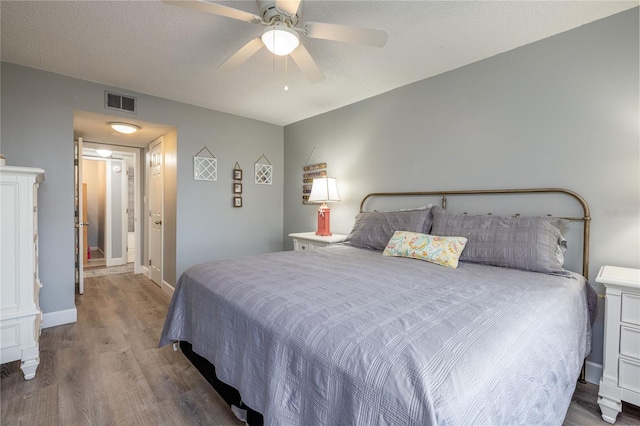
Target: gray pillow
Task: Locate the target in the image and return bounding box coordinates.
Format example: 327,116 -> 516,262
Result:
343,208 -> 433,251
430,206 -> 570,276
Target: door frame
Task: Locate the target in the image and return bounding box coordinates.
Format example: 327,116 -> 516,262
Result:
82,142 -> 142,274
75,137 -> 85,294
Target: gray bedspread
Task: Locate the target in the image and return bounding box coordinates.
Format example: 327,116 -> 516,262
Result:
160,245 -> 591,425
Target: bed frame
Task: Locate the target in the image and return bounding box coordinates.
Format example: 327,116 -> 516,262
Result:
182,187 -> 591,424
360,187 -> 591,279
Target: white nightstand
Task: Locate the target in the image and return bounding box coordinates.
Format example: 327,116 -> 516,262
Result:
596,265 -> 640,424
289,232 -> 347,252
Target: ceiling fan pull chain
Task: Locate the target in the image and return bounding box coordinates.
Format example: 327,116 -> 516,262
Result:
284,55 -> 289,91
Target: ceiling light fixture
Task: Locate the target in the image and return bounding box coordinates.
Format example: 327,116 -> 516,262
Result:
96,149 -> 113,157
262,24 -> 299,56
108,122 -> 140,134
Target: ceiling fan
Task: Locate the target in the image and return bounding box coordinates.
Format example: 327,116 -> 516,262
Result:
163,0 -> 388,83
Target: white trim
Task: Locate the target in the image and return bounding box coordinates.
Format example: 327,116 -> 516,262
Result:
106,158 -> 113,265
585,360 -> 603,385
142,265 -> 150,278
162,279 -> 175,296
41,308 -> 77,329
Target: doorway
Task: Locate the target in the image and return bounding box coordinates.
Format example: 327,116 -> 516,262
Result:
73,110 -> 176,294
81,145 -> 138,275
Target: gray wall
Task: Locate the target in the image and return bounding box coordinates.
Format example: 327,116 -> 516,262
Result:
1,62 -> 284,316
283,8 -> 639,370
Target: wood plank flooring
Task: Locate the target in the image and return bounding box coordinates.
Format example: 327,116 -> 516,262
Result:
1,273 -> 241,426
2,272 -> 639,425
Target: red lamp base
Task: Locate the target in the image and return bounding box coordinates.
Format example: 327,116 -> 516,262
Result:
316,205 -> 332,236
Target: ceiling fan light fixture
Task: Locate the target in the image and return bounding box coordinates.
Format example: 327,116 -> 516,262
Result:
262,25 -> 299,56
109,122 -> 140,134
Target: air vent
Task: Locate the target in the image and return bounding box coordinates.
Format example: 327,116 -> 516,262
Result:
105,91 -> 137,113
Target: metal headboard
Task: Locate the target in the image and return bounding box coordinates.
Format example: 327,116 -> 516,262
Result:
359,188 -> 591,279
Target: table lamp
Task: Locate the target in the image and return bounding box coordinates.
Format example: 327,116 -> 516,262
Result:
308,177 -> 340,236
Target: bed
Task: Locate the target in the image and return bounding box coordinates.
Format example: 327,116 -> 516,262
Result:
160,188 -> 596,425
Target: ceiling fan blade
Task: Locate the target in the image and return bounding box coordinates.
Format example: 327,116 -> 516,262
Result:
290,44 -> 325,84
303,22 -> 387,48
275,0 -> 301,16
218,38 -> 265,71
163,1 -> 262,23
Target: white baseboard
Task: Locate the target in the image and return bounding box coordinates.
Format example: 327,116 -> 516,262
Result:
585,360 -> 603,385
41,308 -> 77,329
142,266 -> 149,278
162,279 -> 175,296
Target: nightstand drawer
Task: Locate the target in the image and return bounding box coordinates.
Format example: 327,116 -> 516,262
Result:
619,358 -> 640,393
297,242 -> 313,251
622,294 -> 640,326
289,232 -> 347,252
621,326 -> 640,359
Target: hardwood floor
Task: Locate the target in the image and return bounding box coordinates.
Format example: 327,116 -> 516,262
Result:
2,272 -> 639,425
1,273 -> 241,426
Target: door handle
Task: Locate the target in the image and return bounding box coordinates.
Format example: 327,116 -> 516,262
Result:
155,221 -> 162,225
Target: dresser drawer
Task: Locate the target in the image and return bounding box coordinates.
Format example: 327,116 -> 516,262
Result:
622,293 -> 640,326
619,358 -> 640,393
0,321 -> 21,363
620,326 -> 640,359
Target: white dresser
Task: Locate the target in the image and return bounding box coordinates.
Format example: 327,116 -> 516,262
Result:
597,265 -> 640,423
0,166 -> 45,380
289,232 -> 347,252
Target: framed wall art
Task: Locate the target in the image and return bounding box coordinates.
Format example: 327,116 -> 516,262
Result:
254,154 -> 273,185
193,146 -> 217,181
303,162 -> 327,204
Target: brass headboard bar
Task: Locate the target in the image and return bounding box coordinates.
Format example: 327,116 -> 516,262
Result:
359,188 -> 591,279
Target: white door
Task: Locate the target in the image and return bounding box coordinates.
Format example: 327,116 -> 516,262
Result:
148,138 -> 163,287
105,157 -> 127,267
75,137 -> 85,294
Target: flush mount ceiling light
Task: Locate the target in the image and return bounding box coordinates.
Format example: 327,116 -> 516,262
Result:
108,122 -> 140,134
96,149 -> 112,157
261,24 -> 299,56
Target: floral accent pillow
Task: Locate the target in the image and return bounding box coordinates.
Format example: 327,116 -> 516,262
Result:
383,231 -> 468,269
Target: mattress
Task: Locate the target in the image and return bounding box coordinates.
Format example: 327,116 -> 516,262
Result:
160,244 -> 592,425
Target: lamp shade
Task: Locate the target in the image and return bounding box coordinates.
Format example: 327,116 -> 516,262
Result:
262,24 -> 300,56
308,177 -> 340,203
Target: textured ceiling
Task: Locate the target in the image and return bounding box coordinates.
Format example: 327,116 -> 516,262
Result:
2,0 -> 637,131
